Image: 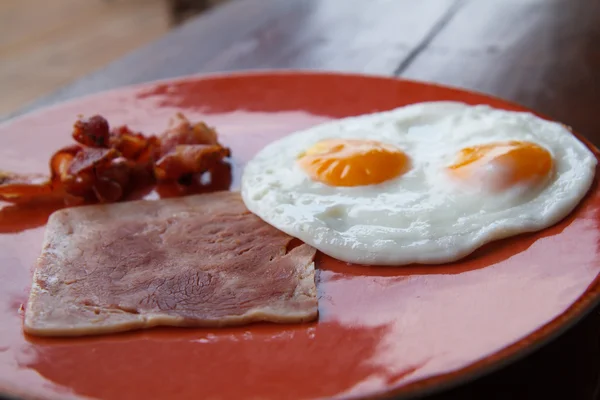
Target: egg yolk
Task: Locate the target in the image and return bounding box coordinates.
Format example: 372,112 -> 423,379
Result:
448,141 -> 554,190
297,139 -> 409,187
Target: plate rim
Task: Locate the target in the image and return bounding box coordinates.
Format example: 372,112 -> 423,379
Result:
1,70 -> 599,400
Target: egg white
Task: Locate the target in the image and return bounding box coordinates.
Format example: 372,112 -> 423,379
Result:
241,102 -> 597,265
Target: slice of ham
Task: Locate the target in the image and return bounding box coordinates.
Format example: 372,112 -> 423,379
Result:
24,191 -> 317,337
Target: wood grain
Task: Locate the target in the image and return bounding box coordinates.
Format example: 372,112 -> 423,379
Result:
8,0 -> 460,119
0,0 -> 170,117
401,0 -> 600,144
4,0 -> 600,398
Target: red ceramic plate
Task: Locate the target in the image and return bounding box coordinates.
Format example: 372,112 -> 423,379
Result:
1,71 -> 599,400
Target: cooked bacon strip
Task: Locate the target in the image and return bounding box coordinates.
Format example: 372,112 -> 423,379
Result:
58,148 -> 119,202
67,148 -> 119,176
72,115 -> 111,147
107,126 -> 161,193
156,161 -> 232,198
160,113 -> 221,154
0,171 -> 54,203
0,170 -> 49,188
155,145 -> 231,181
50,144 -> 80,183
110,125 -> 161,162
0,113 -> 230,205
92,178 -> 123,203
98,157 -> 132,188
155,114 -> 231,183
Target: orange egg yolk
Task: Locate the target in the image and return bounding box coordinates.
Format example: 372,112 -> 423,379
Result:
448,141 -> 554,190
297,139 -> 410,187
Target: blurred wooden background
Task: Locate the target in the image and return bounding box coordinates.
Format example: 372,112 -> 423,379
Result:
0,0 -> 225,118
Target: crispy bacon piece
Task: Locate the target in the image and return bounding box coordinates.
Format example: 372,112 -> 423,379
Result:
110,125 -> 161,161
0,171 -> 50,189
155,145 -> 231,181
155,161 -> 232,198
68,148 -> 119,176
160,113 -> 221,154
50,145 -> 80,182
0,113 -> 231,206
0,171 -> 54,203
72,115 -> 111,147
155,113 -> 230,184
61,148 -> 128,202
108,125 -> 161,191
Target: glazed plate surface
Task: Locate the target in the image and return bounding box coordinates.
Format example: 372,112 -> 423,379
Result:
0,72 -> 599,400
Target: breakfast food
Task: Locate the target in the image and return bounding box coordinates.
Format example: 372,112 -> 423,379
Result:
0,113 -> 230,205
24,191 -> 317,337
242,101 -> 597,265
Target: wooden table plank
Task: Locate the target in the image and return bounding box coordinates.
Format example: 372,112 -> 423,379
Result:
401,0 -> 600,143
4,0 -> 300,119
7,0 -> 459,120
3,0 -> 600,399
197,0 -> 458,73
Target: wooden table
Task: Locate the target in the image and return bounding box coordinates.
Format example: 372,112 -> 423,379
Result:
7,0 -> 600,398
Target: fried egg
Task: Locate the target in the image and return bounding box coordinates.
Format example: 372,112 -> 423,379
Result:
241,102 -> 597,265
